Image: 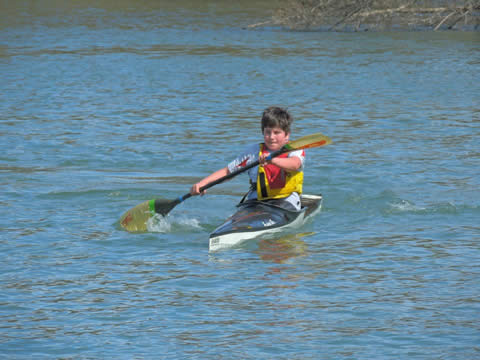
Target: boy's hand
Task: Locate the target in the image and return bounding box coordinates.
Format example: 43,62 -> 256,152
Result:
259,153 -> 271,166
190,183 -> 206,196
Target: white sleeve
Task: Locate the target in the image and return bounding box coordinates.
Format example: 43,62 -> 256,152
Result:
288,149 -> 305,170
227,144 -> 259,174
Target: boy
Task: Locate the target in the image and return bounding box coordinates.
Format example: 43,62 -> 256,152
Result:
190,107 -> 305,211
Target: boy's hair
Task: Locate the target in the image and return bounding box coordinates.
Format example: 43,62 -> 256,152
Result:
261,107 -> 293,134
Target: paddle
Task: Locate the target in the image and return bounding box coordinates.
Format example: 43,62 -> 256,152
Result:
119,132 -> 332,232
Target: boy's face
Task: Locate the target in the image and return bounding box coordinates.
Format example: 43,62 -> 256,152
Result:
263,126 -> 290,151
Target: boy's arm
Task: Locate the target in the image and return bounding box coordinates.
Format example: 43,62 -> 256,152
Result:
260,149 -> 304,172
190,167 -> 230,196
265,156 -> 302,172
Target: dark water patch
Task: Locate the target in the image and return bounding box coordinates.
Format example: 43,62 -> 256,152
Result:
1,226 -> 46,240
37,188 -> 127,200
0,166 -> 59,173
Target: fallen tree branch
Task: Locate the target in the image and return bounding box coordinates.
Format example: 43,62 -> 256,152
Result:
250,1 -> 480,31
360,6 -> 450,16
329,5 -> 365,31
434,10 -> 457,30
246,20 -> 276,29
447,9 -> 471,29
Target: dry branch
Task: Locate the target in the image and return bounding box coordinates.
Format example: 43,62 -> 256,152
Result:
253,0 -> 480,31
434,10 -> 457,30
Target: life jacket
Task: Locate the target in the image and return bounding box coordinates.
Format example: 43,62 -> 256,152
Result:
256,143 -> 303,200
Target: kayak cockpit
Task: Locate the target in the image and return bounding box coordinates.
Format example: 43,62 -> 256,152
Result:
211,200 -> 304,239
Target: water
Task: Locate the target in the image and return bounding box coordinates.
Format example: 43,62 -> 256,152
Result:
1,1 -> 479,359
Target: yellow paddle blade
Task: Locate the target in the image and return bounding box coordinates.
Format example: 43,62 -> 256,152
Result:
119,200 -> 153,232
287,133 -> 332,151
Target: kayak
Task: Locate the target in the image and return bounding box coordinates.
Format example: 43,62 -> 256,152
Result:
209,194 -> 322,251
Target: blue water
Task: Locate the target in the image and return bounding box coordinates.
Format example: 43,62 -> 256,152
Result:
1,2 -> 479,359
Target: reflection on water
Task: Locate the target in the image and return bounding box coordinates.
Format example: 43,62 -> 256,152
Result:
255,232 -> 315,264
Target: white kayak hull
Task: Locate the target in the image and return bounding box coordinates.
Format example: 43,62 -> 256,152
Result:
209,194 -> 322,252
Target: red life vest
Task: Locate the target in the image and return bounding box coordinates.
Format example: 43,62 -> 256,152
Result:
256,143 -> 303,200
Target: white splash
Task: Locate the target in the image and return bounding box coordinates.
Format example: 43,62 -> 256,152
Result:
147,213 -> 172,233
146,213 -> 202,233
389,199 -> 426,213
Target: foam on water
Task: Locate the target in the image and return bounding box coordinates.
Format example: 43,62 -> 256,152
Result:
387,199 -> 478,215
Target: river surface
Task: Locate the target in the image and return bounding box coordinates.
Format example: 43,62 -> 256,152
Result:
1,1 -> 479,359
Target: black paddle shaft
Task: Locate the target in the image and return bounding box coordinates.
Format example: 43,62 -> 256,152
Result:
122,132 -> 331,223
179,146 -> 287,203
